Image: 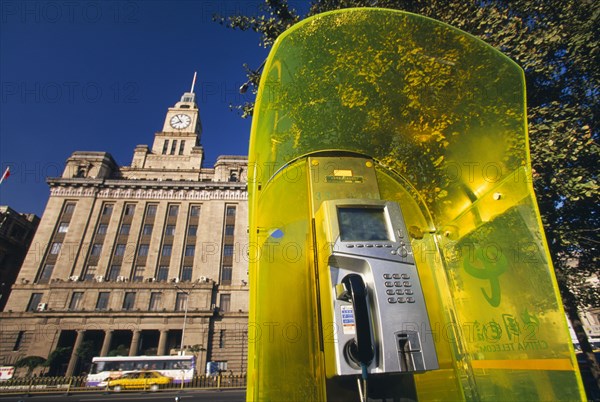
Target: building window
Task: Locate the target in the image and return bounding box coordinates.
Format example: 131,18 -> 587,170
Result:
223,245 -> 234,257
226,206 -> 236,216
102,204 -> 113,216
190,206 -> 200,216
157,266 -> 169,282
221,266 -> 232,285
165,225 -> 176,236
122,292 -> 136,310
138,244 -> 149,256
107,265 -> 121,281
91,244 -> 102,256
168,205 -> 179,216
114,244 -> 126,256
132,266 -> 145,282
69,292 -> 83,310
162,245 -> 172,257
178,140 -> 185,155
219,294 -> 231,313
27,293 -> 43,312
38,264 -> 54,284
124,204 -> 135,215
181,266 -> 193,282
64,203 -> 76,214
219,329 -> 226,348
75,166 -> 86,178
84,266 -> 97,281
229,170 -> 238,182
184,245 -> 195,257
175,293 -> 187,311
142,224 -> 153,235
13,331 -> 25,351
225,225 -> 235,236
119,224 -> 130,235
149,292 -> 162,311
170,140 -> 178,155
96,292 -> 110,310
147,204 -> 157,216
162,140 -> 169,155
58,222 -> 69,233
97,224 -> 108,235
188,225 -> 197,237
49,242 -> 62,255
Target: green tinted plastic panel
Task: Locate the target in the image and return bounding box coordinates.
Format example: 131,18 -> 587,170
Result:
248,8 -> 585,401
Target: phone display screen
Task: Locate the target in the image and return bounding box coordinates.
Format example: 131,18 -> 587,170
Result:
338,207 -> 391,241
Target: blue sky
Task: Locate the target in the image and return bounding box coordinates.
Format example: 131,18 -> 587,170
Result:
0,0 -> 308,216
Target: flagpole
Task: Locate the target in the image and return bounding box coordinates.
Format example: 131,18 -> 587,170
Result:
0,167 -> 10,185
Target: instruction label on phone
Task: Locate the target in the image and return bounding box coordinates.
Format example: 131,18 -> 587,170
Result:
341,305 -> 356,335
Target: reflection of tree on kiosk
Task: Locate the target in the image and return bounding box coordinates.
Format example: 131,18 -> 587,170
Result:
246,8 -> 586,402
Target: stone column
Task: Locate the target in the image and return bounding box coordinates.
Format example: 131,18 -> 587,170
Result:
99,330 -> 113,357
65,330 -> 85,376
157,330 -> 168,356
129,330 -> 141,356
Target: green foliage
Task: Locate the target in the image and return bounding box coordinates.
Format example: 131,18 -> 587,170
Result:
75,340 -> 95,359
216,0 -> 598,309
14,356 -> 46,377
44,347 -> 71,376
214,1 -> 302,118
188,344 -> 205,353
107,344 -> 129,357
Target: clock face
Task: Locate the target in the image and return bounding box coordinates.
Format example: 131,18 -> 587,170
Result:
170,114 -> 192,129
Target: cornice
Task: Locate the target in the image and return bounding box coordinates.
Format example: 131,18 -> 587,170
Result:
46,178 -> 248,201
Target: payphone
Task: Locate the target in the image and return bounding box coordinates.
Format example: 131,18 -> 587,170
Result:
315,199 -> 439,377
310,154 -> 438,398
247,8 -> 586,402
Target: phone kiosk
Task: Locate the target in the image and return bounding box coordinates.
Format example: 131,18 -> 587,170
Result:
247,8 -> 586,402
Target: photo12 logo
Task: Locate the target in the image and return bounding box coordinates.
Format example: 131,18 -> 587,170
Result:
1,1 -> 139,24
0,162 -> 63,185
1,81 -> 140,104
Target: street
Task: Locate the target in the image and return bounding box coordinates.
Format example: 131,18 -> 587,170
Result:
0,389 -> 245,402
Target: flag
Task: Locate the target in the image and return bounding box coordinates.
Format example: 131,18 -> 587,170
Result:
0,167 -> 10,185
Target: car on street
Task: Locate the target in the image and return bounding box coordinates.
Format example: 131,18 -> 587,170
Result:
107,370 -> 172,391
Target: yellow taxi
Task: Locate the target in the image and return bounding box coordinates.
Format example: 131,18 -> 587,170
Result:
107,370 -> 172,391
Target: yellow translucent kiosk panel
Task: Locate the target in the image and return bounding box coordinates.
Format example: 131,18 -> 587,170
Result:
247,8 -> 585,402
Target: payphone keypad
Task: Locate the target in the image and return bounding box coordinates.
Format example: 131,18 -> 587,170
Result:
383,273 -> 416,304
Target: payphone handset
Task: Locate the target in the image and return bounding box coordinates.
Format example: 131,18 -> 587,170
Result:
315,199 -> 439,378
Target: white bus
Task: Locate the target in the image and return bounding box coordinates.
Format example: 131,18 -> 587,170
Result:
86,355 -> 195,387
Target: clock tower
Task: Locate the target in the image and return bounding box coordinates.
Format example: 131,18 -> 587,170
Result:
161,90 -> 202,136
127,73 -> 207,178
151,90 -> 202,157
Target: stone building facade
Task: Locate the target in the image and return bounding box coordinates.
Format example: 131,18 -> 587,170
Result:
0,89 -> 248,376
0,206 -> 40,311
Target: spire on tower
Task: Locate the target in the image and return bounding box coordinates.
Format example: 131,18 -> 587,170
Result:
190,71 -> 197,94
179,71 -> 198,104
